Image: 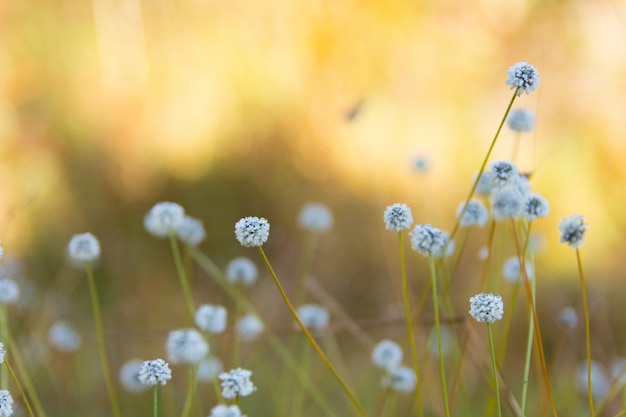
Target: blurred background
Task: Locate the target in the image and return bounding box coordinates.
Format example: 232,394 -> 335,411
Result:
2,0 -> 626,415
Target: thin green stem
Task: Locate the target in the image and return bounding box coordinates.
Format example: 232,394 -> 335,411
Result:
153,386 -> 158,417
85,261 -> 122,417
6,334 -> 47,417
429,255 -> 450,417
577,248 -> 595,417
487,324 -> 502,417
5,359 -> 35,417
257,247 -> 368,417
181,366 -> 198,417
520,276 -> 536,417
169,232 -> 196,322
0,306 -> 7,389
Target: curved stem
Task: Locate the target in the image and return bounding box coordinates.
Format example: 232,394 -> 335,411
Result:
5,359 -> 35,417
429,255 -> 450,417
577,248 -> 595,417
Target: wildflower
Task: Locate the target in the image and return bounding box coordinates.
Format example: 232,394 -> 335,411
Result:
208,404 -> 246,417
371,340 -> 403,371
556,307 -> 578,330
507,109 -> 536,132
219,368 -> 256,399
197,356 -> 223,383
491,186 -> 524,220
382,366 -> 416,393
0,390 -> 13,417
195,304 -> 227,334
175,216 -> 206,246
469,293 -> 504,324
165,329 -> 209,364
295,304 -> 330,330
0,343 -> 5,364
138,358 -> 172,386
225,257 -> 258,286
610,357 -> 626,385
48,320 -> 82,352
298,203 -> 333,232
475,171 -> 495,196
119,360 -> 148,393
490,160 -> 520,189
523,193 -> 550,221
502,257 -> 533,283
577,360 -> 609,399
144,202 -> 185,238
0,279 -> 19,305
505,61 -> 540,96
559,215 -> 588,248
409,224 -> 449,257
234,217 -> 270,247
456,200 -> 489,227
236,315 -> 264,341
477,246 -> 489,260
412,155 -> 430,173
384,203 -> 413,231
67,233 -> 101,263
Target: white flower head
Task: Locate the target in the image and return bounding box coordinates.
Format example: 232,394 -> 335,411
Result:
506,61 -> 540,96
67,233 -> 101,264
491,186 -> 525,220
384,203 -> 414,232
298,203 -> 333,232
457,200 -> 489,227
219,368 -> 256,399
477,246 -> 489,260
175,216 -> 206,246
139,358 -> 172,386
382,366 -> 416,393
0,343 -> 5,364
225,257 -> 258,286
490,160 -> 520,189
234,217 -> 270,247
507,109 -> 536,132
236,314 -> 265,341
209,404 -> 246,417
475,171 -> 495,196
0,390 -> 13,417
523,193 -> 550,221
165,328 -> 209,364
577,360 -> 609,399
556,307 -> 578,330
409,224 -> 450,258
469,293 -> 504,324
144,202 -> 185,238
119,360 -> 149,393
195,304 -> 227,334
559,214 -> 588,248
0,279 -> 19,305
295,304 -> 330,330
372,339 -> 403,371
197,356 -> 223,383
48,320 -> 82,352
502,257 -> 533,283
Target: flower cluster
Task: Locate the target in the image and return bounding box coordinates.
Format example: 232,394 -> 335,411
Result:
67,233 -> 101,264
175,215 -> 207,246
469,293 -> 504,324
48,320 -> 82,352
0,390 -> 13,417
371,339 -> 403,371
165,328 -> 209,364
195,304 -> 227,334
298,203 -> 333,232
384,203 -> 414,231
295,304 -> 330,330
456,200 -> 489,227
235,217 -> 270,247
219,368 -> 256,399
505,61 -> 540,96
225,257 -> 258,286
236,315 -> 265,341
409,224 -> 450,257
138,358 -> 172,387
507,108 -> 536,132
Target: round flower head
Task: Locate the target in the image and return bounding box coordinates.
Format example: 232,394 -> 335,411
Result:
175,216 -> 206,246
0,343 -> 5,364
67,233 -> 100,264
556,307 -> 578,330
225,257 -> 258,286
197,356 -> 223,383
502,257 -> 533,283
165,328 -> 209,364
209,404 -> 246,417
295,304 -> 330,330
138,358 -> 172,386
577,360 -> 609,399
195,304 -> 227,334
505,61 -> 540,96
475,171 -> 495,196
298,203 -> 333,232
457,200 -> 489,227
409,224 -> 449,257
559,214 -> 588,248
382,366 -> 416,393
0,279 -> 19,305
469,293 -> 504,324
144,202 -> 185,238
119,359 -> 149,393
384,203 -> 414,231
371,339 -> 403,371
523,193 -> 550,221
236,314 -> 265,341
491,186 -> 524,220
0,390 -> 13,417
507,109 -> 536,133
234,216 -> 270,247
48,320 -> 82,352
219,368 -> 256,399
490,160 -> 520,189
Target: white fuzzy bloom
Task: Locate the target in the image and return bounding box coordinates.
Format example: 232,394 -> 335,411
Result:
0,343 -> 5,364
195,304 -> 227,334
409,224 -> 450,258
236,315 -> 265,341
295,304 -> 330,330
505,61 -> 540,96
556,307 -> 578,330
175,216 -> 206,246
469,293 -> 504,324
48,320 -> 82,352
382,366 -> 416,393
491,186 -> 525,220
477,246 -> 489,260
559,215 -> 588,248
502,257 -> 533,283
208,404 -> 246,417
507,109 -> 536,132
298,203 -> 333,232
0,279 -> 19,305
139,358 -> 172,386
384,203 -> 414,232
144,202 -> 185,238
67,233 -> 101,263
523,193 -> 550,221
219,368 -> 256,399
475,171 -> 495,196
610,357 -> 626,385
372,340 -> 403,371
234,217 -> 270,247
0,390 -> 13,417
490,160 -> 520,189
577,360 -> 609,399
197,356 -> 223,383
119,360 -> 149,393
165,329 -> 209,364
457,200 -> 489,227
225,257 -> 258,286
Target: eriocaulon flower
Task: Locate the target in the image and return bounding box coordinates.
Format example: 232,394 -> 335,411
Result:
234,217 -> 270,247
175,215 -> 206,246
138,358 -> 172,386
195,304 -> 228,334
119,360 -> 149,393
505,61 -> 540,96
225,257 -> 258,286
0,279 -> 19,305
298,203 -> 333,232
523,193 -> 550,221
559,214 -> 588,248
475,171 -> 495,196
456,200 -> 489,227
0,342 -> 5,364
469,293 -> 504,324
557,307 -> 578,330
409,224 -> 450,257
219,368 -> 257,399
144,202 -> 185,238
48,320 -> 82,352
507,109 -> 536,132
491,186 -> 525,220
236,315 -> 265,341
381,366 -> 417,393
209,404 -> 247,417
295,304 -> 330,330
371,339 -> 403,371
384,203 -> 414,231
165,329 -> 209,364
0,390 -> 13,417
67,232 -> 101,263
490,160 -> 520,189
197,356 -> 223,383
502,257 -> 533,283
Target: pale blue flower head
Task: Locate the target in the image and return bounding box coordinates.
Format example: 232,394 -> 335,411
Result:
0,390 -> 13,417
68,232 -> 101,264
225,257 -> 258,286
209,404 -> 246,417
198,356 -> 223,383
491,186 -> 525,220
382,366 -> 416,393
384,203 -> 413,231
219,368 -> 256,399
165,328 -> 209,364
195,304 -> 227,334
0,343 -> 5,364
119,360 -> 149,393
469,293 -> 504,324
559,214 -> 588,248
475,171 -> 495,196
138,358 -> 172,386
144,202 -> 185,238
236,314 -> 264,341
409,224 -> 449,257
457,200 -> 489,227
490,160 -> 520,189
502,257 -> 533,283
557,307 -> 578,330
175,216 -> 206,246
235,217 -> 270,247
372,339 -> 403,371
298,203 -> 333,232
577,360 -> 609,399
523,193 -> 550,221
48,320 -> 82,352
507,109 -> 536,132
0,279 -> 19,305
295,304 -> 330,330
506,61 -> 540,96
412,155 -> 430,173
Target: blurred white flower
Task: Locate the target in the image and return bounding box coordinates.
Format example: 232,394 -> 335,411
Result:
225,257 -> 258,287
119,360 -> 149,393
298,203 -> 333,232
372,340 -> 403,371
48,320 -> 82,352
144,202 -> 185,238
67,233 -> 100,264
165,329 -> 209,364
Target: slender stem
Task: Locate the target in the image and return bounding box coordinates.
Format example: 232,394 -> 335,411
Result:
153,386 -> 158,417
0,306 -> 7,389
169,232 -> 196,322
84,261 -> 122,417
5,334 -> 47,417
5,359 -> 35,417
429,255 -> 450,417
520,275 -> 535,417
577,248 -> 595,417
487,324 -> 502,417
181,366 -> 198,417
398,232 -> 423,417
257,247 -> 368,417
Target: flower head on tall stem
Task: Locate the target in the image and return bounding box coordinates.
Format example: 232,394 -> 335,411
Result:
175,216 -> 206,246
138,359 -> 172,387
507,109 -> 536,132
523,193 -> 550,221
219,368 -> 256,399
67,233 -> 100,264
195,305 -> 227,334
235,217 -> 270,247
384,203 -> 413,231
371,340 -> 403,371
144,202 -> 185,238
225,257 -> 258,287
559,215 -> 588,248
298,203 -> 333,233
209,404 -> 246,417
165,329 -> 209,364
456,200 -> 489,227
506,61 -> 540,96
409,224 -> 450,257
469,293 -> 504,324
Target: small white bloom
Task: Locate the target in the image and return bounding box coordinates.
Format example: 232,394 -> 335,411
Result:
219,368 -> 256,399
175,216 -> 206,246
409,224 -> 450,258
382,366 -> 416,393
456,200 -> 489,227
298,203 -> 333,232
0,245 -> 4,260
372,340 -> 403,371
208,404 -> 246,417
144,202 -> 185,238
0,390 -> 13,417
475,171 -> 495,196
559,215 -> 588,248
507,109 -> 536,132
195,304 -> 227,334
477,246 -> 489,260
610,357 -> 626,385
491,186 -> 524,220
295,304 -> 330,330
197,356 -> 223,383
48,320 -> 82,352
139,358 -> 172,386
505,61 -> 540,96
577,360 -> 609,399
67,233 -> 101,263
556,307 -> 578,330
225,257 -> 258,286
234,217 -> 270,247
236,315 -> 264,341
165,329 -> 209,364
0,279 -> 19,305
119,360 -> 149,393
469,293 -> 504,324
384,203 -> 414,232
0,343 -> 5,364
523,193 -> 550,221
490,160 -> 520,189
502,257 -> 533,283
